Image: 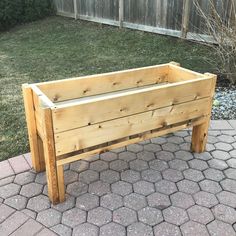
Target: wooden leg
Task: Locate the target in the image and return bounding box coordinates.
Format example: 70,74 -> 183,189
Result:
22,85 -> 45,172
37,135 -> 46,171
57,165 -> 65,203
191,118 -> 210,153
42,108 -> 59,204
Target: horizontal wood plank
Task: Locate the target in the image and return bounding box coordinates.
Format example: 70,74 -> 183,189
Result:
55,97 -> 212,155
52,78 -> 213,133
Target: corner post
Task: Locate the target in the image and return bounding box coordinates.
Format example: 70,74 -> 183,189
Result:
22,84 -> 45,172
181,0 -> 190,38
191,73 -> 217,153
119,0 -> 124,28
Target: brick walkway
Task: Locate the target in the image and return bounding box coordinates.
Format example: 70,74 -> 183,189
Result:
0,120 -> 236,236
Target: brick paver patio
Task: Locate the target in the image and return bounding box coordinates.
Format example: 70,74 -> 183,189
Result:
0,120 -> 236,236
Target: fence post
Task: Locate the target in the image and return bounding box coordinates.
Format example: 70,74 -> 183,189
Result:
181,0 -> 190,38
73,0 -> 78,20
119,0 -> 124,28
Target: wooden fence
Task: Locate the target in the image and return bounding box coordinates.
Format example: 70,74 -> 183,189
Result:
54,0 -> 233,43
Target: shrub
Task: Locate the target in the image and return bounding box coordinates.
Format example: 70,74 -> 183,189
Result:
0,0 -> 55,31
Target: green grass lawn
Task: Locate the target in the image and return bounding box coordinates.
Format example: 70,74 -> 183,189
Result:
0,16 -> 216,161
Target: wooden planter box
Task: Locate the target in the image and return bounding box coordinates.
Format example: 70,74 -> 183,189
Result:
23,62 -> 216,204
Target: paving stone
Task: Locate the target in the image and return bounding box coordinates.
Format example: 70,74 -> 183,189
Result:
20,182 -> 43,198
62,208 -> 86,227
35,172 -> 47,185
167,136 -> 184,144
14,171 -> 36,185
37,228 -> 57,236
177,179 -> 200,194
100,169 -> 120,183
154,222 -> 181,236
151,137 -> 167,145
8,155 -> 30,174
147,192 -> 171,210
149,159 -> 169,172
64,170 -> 78,185
187,205 -> 214,224
169,159 -> 189,171
121,170 -> 141,183
111,146 -> 126,153
133,180 -> 154,196
0,176 -> 14,187
113,207 -> 137,226
221,179 -> 236,193
155,180 -> 177,195
227,158 -> 236,168
72,223 -> 98,236
100,152 -> 118,162
4,194 -> 27,210
188,159 -> 208,171
111,181 -> 132,196
144,143 -> 161,153
212,150 -> 231,160
0,203 -> 15,223
0,211 -> 29,235
141,169 -> 162,183
51,224 -> 72,236
204,168 -> 225,181
212,204 -> 236,224
129,159 -> 149,171
83,154 -> 100,162
76,193 -> 99,211
180,142 -> 191,151
194,191 -> 219,208
119,151 -> 137,162
110,159 -> 129,172
37,208 -> 61,227
52,195 -> 75,212
208,159 -> 228,170
90,160 -> 109,172
0,183 -> 21,199
207,220 -> 235,236
101,193 -> 123,210
174,130 -> 189,137
127,222 -> 153,236
206,143 -> 216,152
214,142 -> 233,151
194,152 -> 213,161
138,206 -> 163,226
210,120 -> 233,130
162,169 -> 183,182
139,140 -> 151,145
70,160 -> 89,172
100,222 -> 126,236
137,151 -> 155,162
163,206 -> 189,226
175,150 -> 193,161
180,221 -> 209,236
23,153 -> 32,168
156,151 -> 175,161
217,191 -> 236,208
124,193 -> 147,210
162,143 -> 180,152
79,170 -> 99,184
21,209 -> 37,219
88,180 -> 110,196
183,168 -> 204,182
87,207 -> 112,226
66,182 -> 88,197
199,179 -> 222,194
170,192 -> 194,209
0,160 -> 14,179
230,150 -> 236,158
127,143 -> 144,153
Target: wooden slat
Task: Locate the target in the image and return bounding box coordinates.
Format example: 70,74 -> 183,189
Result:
55,97 -> 212,155
37,64 -> 169,102
56,116 -> 207,166
52,77 -> 213,133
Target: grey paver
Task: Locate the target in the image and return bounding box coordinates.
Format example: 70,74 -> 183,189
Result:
111,181 -> 132,196
37,228 -> 57,236
151,137 -> 167,145
129,159 -> 149,171
20,182 -> 43,198
87,207 -> 112,226
225,168 -> 236,180
194,152 -> 212,161
100,222 -> 126,236
214,142 -> 233,152
162,143 -> 180,152
183,168 -> 204,182
155,180 -> 177,195
127,222 -> 153,236
144,143 -> 161,153
100,152 -> 118,162
4,194 -> 27,210
0,176 -> 14,187
21,208 -> 37,219
138,206 -> 163,226
88,180 -> 110,196
175,150 -> 193,161
51,224 -> 72,236
137,151 -> 155,161
207,220 -> 235,236
90,160 -> 109,172
35,172 -> 47,185
111,146 -> 126,153
167,136 -> 184,144
170,192 -> 194,209
194,191 -> 219,208
101,193 -> 123,210
62,208 -> 86,227
180,221 -> 210,236
0,160 -> 14,179
227,158 -> 236,168
187,205 -> 214,224
154,222 -> 181,236
37,209 -> 61,227
79,170 -> 99,184
212,204 -> 236,224
27,194 -> 50,212
113,207 -> 137,226
14,171 -> 36,185
64,170 -> 78,185
188,159 -> 208,171
52,195 -> 75,212
212,150 -> 231,160
208,159 -> 228,170
67,182 -> 88,197
0,183 -> 21,199
100,169 -> 120,183
133,180 -> 154,196
156,151 -> 175,161
0,203 -> 15,223
162,169 -> 184,182
204,168 -> 225,181
217,191 -> 236,208
76,193 -> 99,211
124,193 -> 147,210
70,160 -> 89,172
141,169 -> 162,183
163,206 -> 189,226
119,151 -> 136,162
121,170 -> 141,183
169,159 -> 189,171
218,134 -> 235,143
200,179 -> 222,194
147,192 -> 171,210
110,159 -> 129,172
127,144 -> 144,153
73,223 -> 98,236
221,179 -> 236,193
